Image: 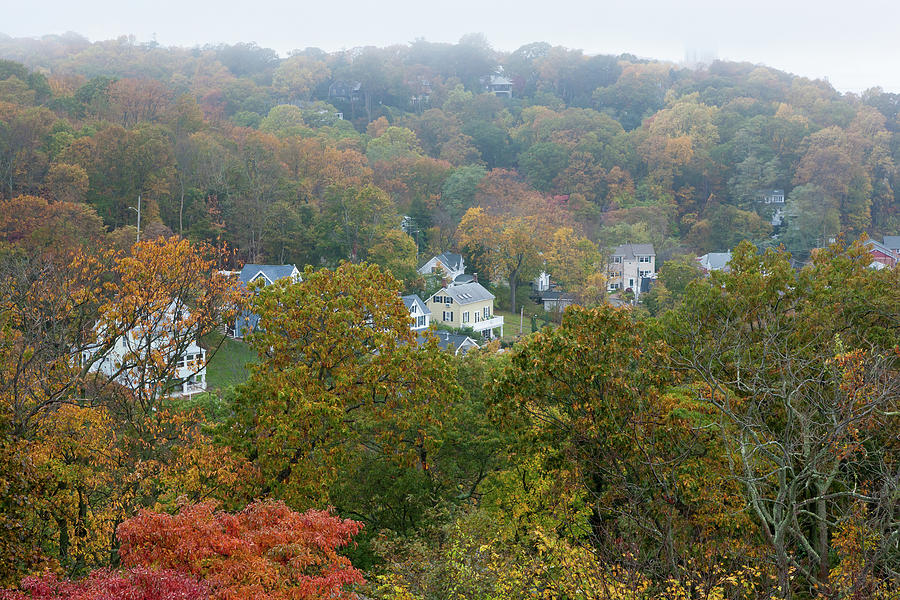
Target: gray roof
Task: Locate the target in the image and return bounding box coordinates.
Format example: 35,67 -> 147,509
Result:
865,238 -> 895,256
884,235 -> 900,250
698,252 -> 732,271
436,252 -> 463,271
453,274 -> 475,284
436,282 -> 494,305
612,243 -> 655,260
417,330 -> 479,354
402,294 -> 431,315
240,264 -> 298,285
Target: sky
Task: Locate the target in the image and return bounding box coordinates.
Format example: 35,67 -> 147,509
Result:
4,0 -> 900,93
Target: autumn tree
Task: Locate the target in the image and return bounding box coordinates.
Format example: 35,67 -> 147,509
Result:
662,241 -> 900,597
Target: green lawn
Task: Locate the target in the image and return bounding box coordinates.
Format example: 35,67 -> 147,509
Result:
495,306 -> 553,342
202,332 -> 257,390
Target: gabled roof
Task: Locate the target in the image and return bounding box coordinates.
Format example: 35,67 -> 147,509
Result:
453,274 -> 475,285
864,238 -> 896,257
433,282 -> 494,305
417,330 -> 480,354
402,294 -> 431,315
698,252 -> 732,271
436,252 -> 463,272
239,264 -> 299,286
612,243 -> 655,260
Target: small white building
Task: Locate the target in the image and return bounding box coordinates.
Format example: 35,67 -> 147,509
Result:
82,302 -> 207,397
402,294 -> 431,331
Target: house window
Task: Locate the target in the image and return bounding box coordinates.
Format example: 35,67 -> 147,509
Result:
410,304 -> 417,314
639,270 -> 651,277
638,256 -> 651,263
629,278 -> 634,288
443,311 -> 453,322
614,256 -> 622,263
475,313 -> 481,323
483,307 -> 490,319
462,311 -> 470,323
609,282 -> 620,290
417,315 -> 427,327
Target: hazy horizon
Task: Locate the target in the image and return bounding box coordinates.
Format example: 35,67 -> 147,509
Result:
5,0 -> 900,94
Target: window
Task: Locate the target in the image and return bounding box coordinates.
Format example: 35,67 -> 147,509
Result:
432,295 -> 442,304
462,311 -> 470,323
474,312 -> 481,323
483,306 -> 490,319
629,278 -> 634,288
417,315 -> 427,327
639,270 -> 651,277
638,256 -> 651,263
609,282 -> 620,290
443,311 -> 453,322
410,304 -> 417,314
614,256 -> 622,263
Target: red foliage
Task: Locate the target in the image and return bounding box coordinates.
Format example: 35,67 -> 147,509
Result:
0,568 -> 207,600
116,500 -> 364,600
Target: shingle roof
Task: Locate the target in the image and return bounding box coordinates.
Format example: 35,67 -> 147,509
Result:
698,252 -> 732,271
612,244 -> 655,260
240,264 -> 298,285
417,330 -> 479,353
865,238 -> 895,256
437,252 -> 463,271
437,282 -> 494,305
402,294 -> 431,315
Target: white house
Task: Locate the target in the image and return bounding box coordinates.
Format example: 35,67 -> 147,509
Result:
82,302 -> 207,397
402,294 -> 431,331
607,244 -> 656,292
418,252 -> 466,281
425,281 -> 504,339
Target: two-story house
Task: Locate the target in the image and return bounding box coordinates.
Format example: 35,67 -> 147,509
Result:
425,282 -> 504,339
607,244 -> 656,292
82,302 -> 207,397
402,294 -> 431,331
230,264 -> 302,338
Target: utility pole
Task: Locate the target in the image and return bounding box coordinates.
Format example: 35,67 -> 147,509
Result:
136,194 -> 141,243
128,194 -> 142,243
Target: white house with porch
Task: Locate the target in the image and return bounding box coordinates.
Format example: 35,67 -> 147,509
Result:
82,302 -> 207,397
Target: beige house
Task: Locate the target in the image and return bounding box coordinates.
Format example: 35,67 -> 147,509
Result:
607,243 -> 656,293
425,282 -> 504,339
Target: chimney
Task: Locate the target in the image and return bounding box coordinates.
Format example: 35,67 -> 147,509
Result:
442,277 -> 450,288
473,272 -> 478,283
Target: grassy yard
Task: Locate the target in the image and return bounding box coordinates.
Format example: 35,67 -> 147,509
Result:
495,306 -> 554,342
202,332 -> 257,390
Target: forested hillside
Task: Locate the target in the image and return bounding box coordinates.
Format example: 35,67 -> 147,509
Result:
0,32 -> 898,600
1,33 -> 898,277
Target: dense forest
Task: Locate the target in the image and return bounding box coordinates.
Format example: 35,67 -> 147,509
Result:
0,32 -> 898,600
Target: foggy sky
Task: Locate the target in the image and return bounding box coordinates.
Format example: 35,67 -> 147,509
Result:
5,0 -> 900,94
